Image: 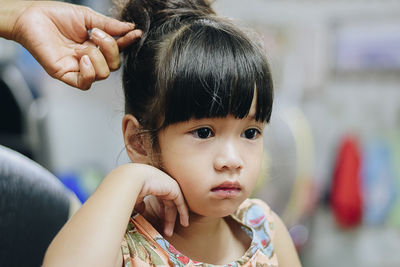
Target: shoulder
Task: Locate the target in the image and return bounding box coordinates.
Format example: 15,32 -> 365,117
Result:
234,198 -> 275,242
235,198 -> 275,231
267,209 -> 302,267
233,199 -> 276,260
235,199 -> 302,266
237,198 -> 273,212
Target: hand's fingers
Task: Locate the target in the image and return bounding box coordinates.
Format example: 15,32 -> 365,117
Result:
59,55 -> 95,90
90,28 -> 120,71
77,55 -> 96,90
172,192 -> 189,227
162,182 -> 189,228
163,200 -> 178,237
83,7 -> 135,36
80,39 -> 97,48
116,29 -> 143,51
75,46 -> 110,80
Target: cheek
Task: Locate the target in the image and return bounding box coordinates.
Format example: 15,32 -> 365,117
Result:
159,150 -> 200,186
246,145 -> 264,184
164,157 -> 203,187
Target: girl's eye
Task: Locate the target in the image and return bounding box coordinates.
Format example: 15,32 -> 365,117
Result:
191,127 -> 214,139
242,128 -> 261,140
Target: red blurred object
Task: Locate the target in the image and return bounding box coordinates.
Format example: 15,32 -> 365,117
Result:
330,136 -> 363,228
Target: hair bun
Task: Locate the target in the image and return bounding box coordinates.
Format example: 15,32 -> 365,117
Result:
119,0 -> 214,37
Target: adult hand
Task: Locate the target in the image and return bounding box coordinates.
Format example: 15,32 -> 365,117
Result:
5,1 -> 142,90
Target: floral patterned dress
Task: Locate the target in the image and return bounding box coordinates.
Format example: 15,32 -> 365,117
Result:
121,198 -> 278,267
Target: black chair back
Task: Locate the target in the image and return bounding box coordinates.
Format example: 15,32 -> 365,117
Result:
0,145 -> 72,267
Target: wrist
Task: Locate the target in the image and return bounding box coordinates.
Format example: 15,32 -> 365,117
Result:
108,163 -> 147,187
0,1 -> 31,40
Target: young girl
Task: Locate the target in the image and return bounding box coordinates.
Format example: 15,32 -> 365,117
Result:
43,0 -> 301,266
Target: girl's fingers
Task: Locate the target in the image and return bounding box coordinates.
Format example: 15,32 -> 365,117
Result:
165,183 -> 189,229
140,170 -> 189,235
174,195 -> 189,227
163,200 -> 177,237
90,28 -> 121,71
75,45 -> 110,80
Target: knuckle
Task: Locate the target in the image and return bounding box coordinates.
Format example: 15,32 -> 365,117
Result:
80,6 -> 95,18
87,46 -> 100,57
99,36 -> 118,51
82,6 -> 93,13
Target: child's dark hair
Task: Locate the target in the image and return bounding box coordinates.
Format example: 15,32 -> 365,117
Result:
118,0 -> 273,134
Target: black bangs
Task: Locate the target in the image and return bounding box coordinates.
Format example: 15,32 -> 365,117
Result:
158,20 -> 273,127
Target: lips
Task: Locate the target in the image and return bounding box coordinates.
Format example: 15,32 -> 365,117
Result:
211,181 -> 241,191
211,181 -> 242,198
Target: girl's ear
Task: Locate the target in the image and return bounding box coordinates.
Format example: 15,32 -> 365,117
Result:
122,114 -> 151,164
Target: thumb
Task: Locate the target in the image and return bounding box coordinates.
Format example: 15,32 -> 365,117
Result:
83,7 -> 135,37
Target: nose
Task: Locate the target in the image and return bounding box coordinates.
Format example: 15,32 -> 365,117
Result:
214,139 -> 244,172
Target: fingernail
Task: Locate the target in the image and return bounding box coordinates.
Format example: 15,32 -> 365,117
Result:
181,218 -> 188,227
92,28 -> 106,39
165,229 -> 171,237
125,22 -> 135,29
82,55 -> 91,66
135,30 -> 143,38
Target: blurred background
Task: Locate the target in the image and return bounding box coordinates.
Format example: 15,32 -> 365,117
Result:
1,0 -> 400,266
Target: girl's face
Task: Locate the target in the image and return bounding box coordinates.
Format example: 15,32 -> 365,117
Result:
157,99 -> 265,218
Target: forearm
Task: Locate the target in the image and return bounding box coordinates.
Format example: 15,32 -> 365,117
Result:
43,163 -> 147,267
0,1 -> 31,40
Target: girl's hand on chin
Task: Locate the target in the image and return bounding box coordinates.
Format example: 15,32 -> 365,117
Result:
134,165 -> 189,237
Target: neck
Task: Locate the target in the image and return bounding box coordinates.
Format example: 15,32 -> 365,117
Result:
174,212 -> 226,238
164,212 -> 250,265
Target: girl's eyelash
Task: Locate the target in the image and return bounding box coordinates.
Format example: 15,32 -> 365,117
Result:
190,127 -> 214,139
242,128 -> 262,139
189,125 -> 263,139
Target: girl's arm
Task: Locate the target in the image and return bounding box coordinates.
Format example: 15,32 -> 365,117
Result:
42,163 -> 188,267
273,212 -> 302,267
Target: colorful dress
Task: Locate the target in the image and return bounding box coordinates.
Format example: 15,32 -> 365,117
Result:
121,198 -> 278,266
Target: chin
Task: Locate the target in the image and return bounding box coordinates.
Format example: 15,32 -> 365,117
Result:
192,199 -> 245,218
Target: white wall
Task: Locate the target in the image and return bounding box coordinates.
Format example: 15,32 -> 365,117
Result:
41,71 -> 130,175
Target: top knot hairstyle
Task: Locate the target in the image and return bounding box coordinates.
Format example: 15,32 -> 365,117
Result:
118,0 -> 273,133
